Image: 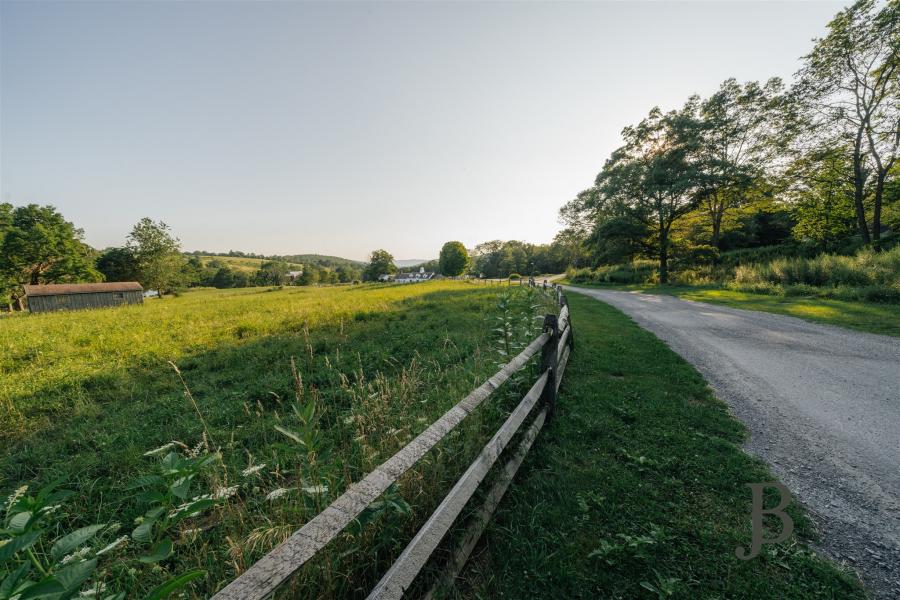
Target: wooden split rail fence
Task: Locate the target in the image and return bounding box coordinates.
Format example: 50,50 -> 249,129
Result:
213,284 -> 574,600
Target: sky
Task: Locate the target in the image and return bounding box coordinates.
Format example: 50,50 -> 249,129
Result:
1,1 -> 845,261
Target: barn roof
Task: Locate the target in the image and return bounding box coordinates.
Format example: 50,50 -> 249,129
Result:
24,282 -> 144,297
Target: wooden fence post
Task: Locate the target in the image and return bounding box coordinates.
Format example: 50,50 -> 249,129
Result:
540,313 -> 559,421
559,293 -> 573,350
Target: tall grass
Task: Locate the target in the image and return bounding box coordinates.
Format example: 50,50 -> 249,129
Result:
568,246 -> 900,303
0,282 -> 555,598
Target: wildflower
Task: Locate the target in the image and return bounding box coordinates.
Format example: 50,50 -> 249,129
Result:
181,527 -> 203,538
5,485 -> 28,512
143,442 -> 176,456
189,438 -> 205,458
265,487 -> 294,501
301,485 -> 328,496
96,535 -> 129,556
241,463 -> 266,477
60,546 -> 92,564
212,486 -> 239,500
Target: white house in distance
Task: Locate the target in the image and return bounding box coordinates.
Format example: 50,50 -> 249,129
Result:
287,270 -> 303,283
394,267 -> 436,283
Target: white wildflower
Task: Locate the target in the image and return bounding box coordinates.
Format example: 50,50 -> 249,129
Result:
265,487 -> 294,501
181,527 -> 203,538
96,535 -> 128,556
5,485 -> 28,512
301,485 -> 328,496
143,442 -> 176,456
60,546 -> 92,564
241,464 -> 266,477
212,486 -> 238,500
189,438 -> 205,458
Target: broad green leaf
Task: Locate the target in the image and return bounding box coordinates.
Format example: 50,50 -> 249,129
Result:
51,524 -> 105,562
8,512 -> 32,533
53,558 -> 96,593
170,499 -> 216,523
0,562 -> 31,598
137,538 -> 173,564
131,519 -> 155,544
16,578 -> 65,600
169,477 -> 192,500
0,530 -> 42,564
142,569 -> 205,600
274,425 -> 302,444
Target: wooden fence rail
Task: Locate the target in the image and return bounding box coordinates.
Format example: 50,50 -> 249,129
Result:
212,285 -> 574,600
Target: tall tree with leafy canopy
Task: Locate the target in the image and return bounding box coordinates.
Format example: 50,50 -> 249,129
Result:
126,218 -> 186,296
364,249 -> 396,281
96,247 -> 140,282
695,78 -> 784,248
596,106 -> 701,283
0,204 -> 101,310
787,148 -> 858,250
438,241 -> 470,276
798,0 -> 898,247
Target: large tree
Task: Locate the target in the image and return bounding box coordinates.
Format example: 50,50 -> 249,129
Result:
0,204 -> 101,310
695,78 -> 784,247
596,107 -> 700,283
438,241 -> 470,276
798,0 -> 899,247
96,247 -> 140,282
126,218 -> 186,295
364,249 -> 396,281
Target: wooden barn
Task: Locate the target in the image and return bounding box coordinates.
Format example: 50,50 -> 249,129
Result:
23,282 -> 144,313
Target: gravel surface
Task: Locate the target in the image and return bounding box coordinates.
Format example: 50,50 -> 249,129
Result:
567,287 -> 900,598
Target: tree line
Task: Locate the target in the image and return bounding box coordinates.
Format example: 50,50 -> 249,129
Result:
560,0 -> 898,283
0,206 -> 369,310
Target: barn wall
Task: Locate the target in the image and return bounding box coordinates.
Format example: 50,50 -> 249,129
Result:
28,291 -> 144,313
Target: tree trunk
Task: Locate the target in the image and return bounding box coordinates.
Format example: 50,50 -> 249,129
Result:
852,133 -> 871,244
15,295 -> 25,311
659,226 -> 669,285
872,172 -> 886,251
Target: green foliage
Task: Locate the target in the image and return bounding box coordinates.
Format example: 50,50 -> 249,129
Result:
459,294 -> 864,598
0,204 -> 101,309
0,282 -> 540,596
364,249 -> 396,281
254,260 -> 290,286
438,241 -> 470,276
96,247 -> 141,283
127,219 -> 186,296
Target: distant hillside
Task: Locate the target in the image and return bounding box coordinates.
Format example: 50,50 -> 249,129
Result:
187,251 -> 365,270
194,255 -> 304,274
278,254 -> 366,268
396,259 -> 431,268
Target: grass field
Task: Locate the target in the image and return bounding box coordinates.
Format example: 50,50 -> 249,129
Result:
561,281 -> 900,337
1,282 -> 553,598
1,283 -> 865,598
456,293 -> 864,598
196,255 -> 304,273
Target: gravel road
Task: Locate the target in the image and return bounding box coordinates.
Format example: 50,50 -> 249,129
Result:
566,287 -> 900,598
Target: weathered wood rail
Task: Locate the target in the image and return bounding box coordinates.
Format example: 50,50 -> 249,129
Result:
212,285 -> 574,600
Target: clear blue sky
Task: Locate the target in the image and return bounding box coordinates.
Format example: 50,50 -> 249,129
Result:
1,1 -> 843,261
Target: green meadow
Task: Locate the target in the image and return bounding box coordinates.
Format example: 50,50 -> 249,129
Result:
0,282 -> 863,598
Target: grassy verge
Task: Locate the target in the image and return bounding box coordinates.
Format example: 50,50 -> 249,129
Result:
455,292 -> 864,599
561,281 -> 900,337
1,282 -> 554,598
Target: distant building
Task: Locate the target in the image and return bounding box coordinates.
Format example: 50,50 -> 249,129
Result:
287,270 -> 303,282
395,267 -> 436,284
24,282 -> 144,313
